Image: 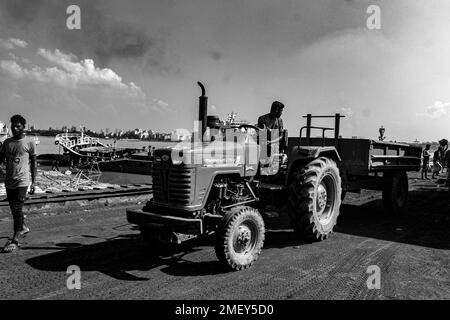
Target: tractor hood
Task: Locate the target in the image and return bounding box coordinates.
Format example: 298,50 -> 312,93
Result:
153,139 -> 259,167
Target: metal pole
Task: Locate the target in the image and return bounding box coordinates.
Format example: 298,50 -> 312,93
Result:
197,82 -> 208,142
306,114 -> 312,146
334,113 -> 340,147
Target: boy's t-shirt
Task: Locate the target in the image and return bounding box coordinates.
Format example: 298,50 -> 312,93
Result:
0,136 -> 36,189
422,149 -> 431,163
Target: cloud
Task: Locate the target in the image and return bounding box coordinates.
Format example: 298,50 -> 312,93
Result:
341,107 -> 354,116
0,38 -> 28,49
151,98 -> 169,109
0,44 -> 171,127
416,101 -> 450,118
37,48 -> 139,91
0,0 -> 170,71
1,48 -> 143,98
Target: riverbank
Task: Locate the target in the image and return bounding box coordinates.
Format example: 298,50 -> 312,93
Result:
36,165 -> 152,185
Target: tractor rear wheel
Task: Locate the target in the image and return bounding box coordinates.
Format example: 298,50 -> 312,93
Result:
288,157 -> 342,241
382,171 -> 408,214
215,206 -> 265,271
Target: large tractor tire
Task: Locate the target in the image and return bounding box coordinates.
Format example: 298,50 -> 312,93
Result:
215,206 -> 265,271
382,171 -> 408,214
288,157 -> 342,241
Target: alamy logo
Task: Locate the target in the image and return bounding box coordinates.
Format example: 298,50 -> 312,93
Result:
169,121 -> 282,175
366,265 -> 381,290
66,5 -> 81,30
366,5 -> 381,30
66,265 -> 81,290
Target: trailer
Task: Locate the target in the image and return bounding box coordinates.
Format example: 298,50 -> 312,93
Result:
287,115 -> 422,214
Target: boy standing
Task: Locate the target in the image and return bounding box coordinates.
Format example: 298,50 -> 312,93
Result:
431,146 -> 443,179
444,148 -> 450,188
421,144 -> 431,180
0,115 -> 36,253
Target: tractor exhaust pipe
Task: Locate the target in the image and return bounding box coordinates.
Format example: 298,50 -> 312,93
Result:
197,82 -> 208,141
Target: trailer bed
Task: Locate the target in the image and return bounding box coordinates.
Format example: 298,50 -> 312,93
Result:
289,137 -> 422,176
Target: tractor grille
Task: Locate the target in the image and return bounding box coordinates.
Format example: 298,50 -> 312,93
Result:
152,166 -> 195,206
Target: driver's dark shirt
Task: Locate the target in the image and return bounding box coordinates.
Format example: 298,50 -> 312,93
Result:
257,113 -> 284,130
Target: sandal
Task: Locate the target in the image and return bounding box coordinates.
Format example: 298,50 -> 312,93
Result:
20,226 -> 30,237
2,239 -> 20,253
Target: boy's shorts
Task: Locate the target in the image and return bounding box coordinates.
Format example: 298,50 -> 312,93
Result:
432,163 -> 442,173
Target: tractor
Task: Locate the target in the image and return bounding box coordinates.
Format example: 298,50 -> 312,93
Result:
127,82 -> 421,271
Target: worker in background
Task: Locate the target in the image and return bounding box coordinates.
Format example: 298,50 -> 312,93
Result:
444,147 -> 450,187
431,146 -> 443,179
438,139 -> 448,174
421,144 -> 431,180
51,159 -> 60,172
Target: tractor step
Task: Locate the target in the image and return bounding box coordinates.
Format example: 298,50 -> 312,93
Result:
259,183 -> 285,191
259,209 -> 280,218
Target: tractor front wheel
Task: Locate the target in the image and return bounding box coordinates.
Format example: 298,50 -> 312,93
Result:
288,157 -> 342,241
215,206 -> 265,271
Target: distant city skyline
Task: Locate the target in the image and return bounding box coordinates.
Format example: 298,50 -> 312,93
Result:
1,0 -> 450,142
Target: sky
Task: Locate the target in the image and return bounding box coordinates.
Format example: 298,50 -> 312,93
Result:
0,0 -> 449,141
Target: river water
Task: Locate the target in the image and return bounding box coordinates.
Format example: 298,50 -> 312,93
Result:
34,135 -> 177,155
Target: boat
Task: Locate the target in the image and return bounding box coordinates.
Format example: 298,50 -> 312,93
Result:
55,130 -> 107,156
54,128 -> 142,167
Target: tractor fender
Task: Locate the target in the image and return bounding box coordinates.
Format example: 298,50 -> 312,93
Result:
316,147 -> 341,163
286,147 -> 341,185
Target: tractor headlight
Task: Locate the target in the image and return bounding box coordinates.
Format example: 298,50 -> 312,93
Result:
171,150 -> 184,165
172,159 -> 182,165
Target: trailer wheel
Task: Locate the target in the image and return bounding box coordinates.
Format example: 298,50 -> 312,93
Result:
288,157 -> 342,241
382,171 -> 408,214
215,206 -> 265,271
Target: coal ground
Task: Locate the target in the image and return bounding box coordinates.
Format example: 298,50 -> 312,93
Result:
0,172 -> 448,300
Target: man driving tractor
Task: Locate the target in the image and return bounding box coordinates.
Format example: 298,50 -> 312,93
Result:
257,101 -> 285,131
257,101 -> 286,158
